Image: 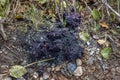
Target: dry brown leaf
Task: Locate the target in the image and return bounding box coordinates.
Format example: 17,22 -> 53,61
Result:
99,22 -> 109,29
97,39 -> 106,45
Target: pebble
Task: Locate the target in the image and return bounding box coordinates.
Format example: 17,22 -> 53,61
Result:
87,57 -> 94,65
50,78 -> 55,80
12,36 -> 17,40
47,68 -> 52,72
76,59 -> 82,66
67,62 -> 77,74
21,60 -> 27,66
54,66 -> 61,71
33,72 -> 39,79
73,66 -> 83,76
93,35 -> 99,39
0,50 -> 2,53
27,68 -> 34,74
89,47 -> 97,55
39,77 -> 44,80
43,72 -> 50,79
116,67 -> 120,73
87,41 -> 90,45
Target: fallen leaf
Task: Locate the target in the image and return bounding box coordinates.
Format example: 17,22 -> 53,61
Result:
97,39 -> 106,45
9,65 -> 27,78
99,22 -> 109,29
92,9 -> 101,20
110,13 -> 115,21
0,0 -> 6,6
79,32 -> 90,42
101,47 -> 113,59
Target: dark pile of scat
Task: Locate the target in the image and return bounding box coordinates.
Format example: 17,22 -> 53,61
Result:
30,28 -> 84,64
22,12 -> 84,65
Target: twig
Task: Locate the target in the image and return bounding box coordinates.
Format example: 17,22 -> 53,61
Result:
72,0 -> 76,12
5,46 -> 21,60
24,58 -> 55,68
0,0 -> 14,40
101,0 -> 120,18
83,0 -> 92,13
0,23 -> 7,40
54,0 -> 62,23
117,0 -> 120,13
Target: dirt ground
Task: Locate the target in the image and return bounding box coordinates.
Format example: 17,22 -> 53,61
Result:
0,16 -> 120,80
0,1 -> 120,80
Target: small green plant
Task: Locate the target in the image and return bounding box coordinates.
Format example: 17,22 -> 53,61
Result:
0,0 -> 6,6
101,47 -> 113,59
0,0 -> 7,17
92,9 -> 101,20
9,65 -> 27,78
79,32 -> 90,42
24,5 -> 42,30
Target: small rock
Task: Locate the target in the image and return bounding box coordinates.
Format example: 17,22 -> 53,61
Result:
73,66 -> 83,76
76,59 -> 82,66
116,67 -> 120,73
39,77 -> 43,80
21,60 -> 27,66
33,72 -> 39,79
54,66 -> 61,71
89,47 -> 97,55
87,57 -> 94,65
43,72 -> 49,79
47,68 -> 52,72
67,62 -> 77,74
0,51 -> 2,53
12,36 -> 17,40
50,78 -> 55,80
51,67 -> 55,71
93,35 -> 99,39
27,68 -> 34,74
111,68 -> 116,76
87,41 -> 90,45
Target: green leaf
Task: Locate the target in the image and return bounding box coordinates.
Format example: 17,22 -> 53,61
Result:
38,0 -> 47,4
61,1 -> 66,8
92,9 -> 101,20
0,0 -> 6,6
79,32 -> 90,42
94,24 -> 100,31
9,65 -> 27,78
101,47 -> 113,59
110,13 -> 115,21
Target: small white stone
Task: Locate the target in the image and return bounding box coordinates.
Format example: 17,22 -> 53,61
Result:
93,35 -> 99,39
39,77 -> 43,80
12,37 -> 16,40
73,66 -> 83,77
87,41 -> 90,45
50,78 -> 55,80
0,51 -> 2,53
76,59 -> 82,66
116,67 -> 120,73
33,72 -> 39,79
55,65 -> 61,71
43,72 -> 49,79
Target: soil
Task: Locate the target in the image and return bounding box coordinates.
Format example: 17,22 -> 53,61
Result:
0,11 -> 120,80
